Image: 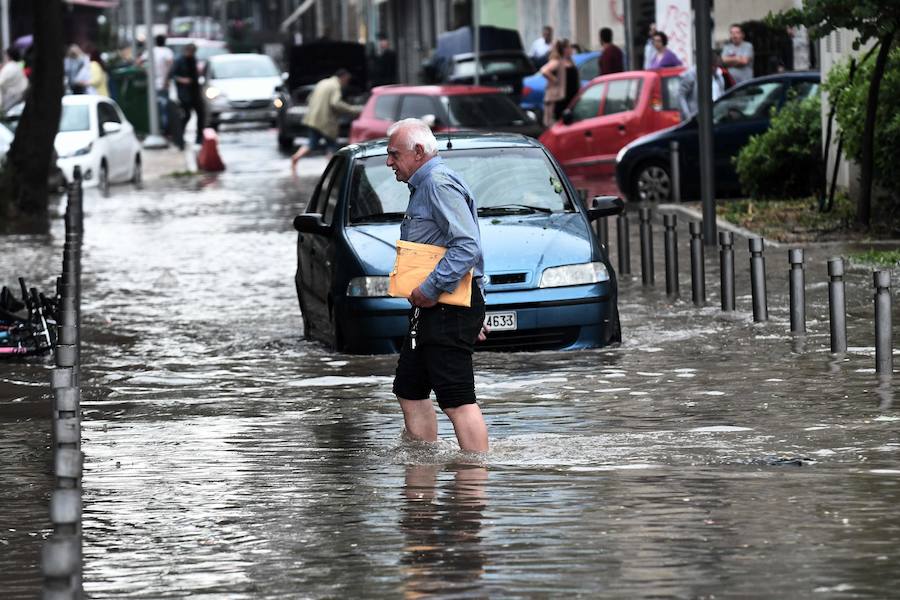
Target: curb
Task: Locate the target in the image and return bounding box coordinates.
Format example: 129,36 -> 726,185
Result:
657,202 -> 785,248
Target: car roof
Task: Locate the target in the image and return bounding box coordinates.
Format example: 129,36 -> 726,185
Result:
166,37 -> 226,47
573,51 -> 601,64
61,95 -> 114,106
208,52 -> 273,63
370,84 -> 508,96
584,66 -> 685,86
348,132 -> 543,158
732,70 -> 820,85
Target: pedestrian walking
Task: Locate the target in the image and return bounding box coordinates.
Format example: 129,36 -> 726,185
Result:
648,31 -> 683,69
64,44 -> 90,94
387,118 -> 490,453
369,33 -> 397,87
172,43 -> 203,149
290,68 -> 361,171
643,22 -> 657,70
678,52 -> 726,119
556,41 -> 578,120
598,27 -> 624,75
88,50 -> 109,97
148,35 -> 175,133
721,24 -> 754,84
0,47 -> 28,114
539,39 -> 567,127
528,25 -> 553,69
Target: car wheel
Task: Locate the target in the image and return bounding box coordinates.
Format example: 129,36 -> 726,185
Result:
632,161 -> 671,203
98,161 -> 110,197
131,155 -> 143,189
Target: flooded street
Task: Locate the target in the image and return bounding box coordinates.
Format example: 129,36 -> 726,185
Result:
2,128 -> 900,598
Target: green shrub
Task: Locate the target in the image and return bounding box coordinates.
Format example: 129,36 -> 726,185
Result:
823,46 -> 900,199
734,94 -> 823,199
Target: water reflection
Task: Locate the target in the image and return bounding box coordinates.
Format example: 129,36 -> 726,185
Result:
400,463 -> 488,599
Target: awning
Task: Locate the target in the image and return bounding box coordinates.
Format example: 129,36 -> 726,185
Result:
64,0 -> 120,8
280,0 -> 315,32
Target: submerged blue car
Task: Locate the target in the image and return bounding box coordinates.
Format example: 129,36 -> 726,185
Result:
293,133 -> 623,354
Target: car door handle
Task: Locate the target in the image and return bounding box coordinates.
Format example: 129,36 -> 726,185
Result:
584,130 -> 592,137
617,124 -> 626,132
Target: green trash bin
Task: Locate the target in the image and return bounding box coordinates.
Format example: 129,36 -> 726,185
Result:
109,65 -> 150,135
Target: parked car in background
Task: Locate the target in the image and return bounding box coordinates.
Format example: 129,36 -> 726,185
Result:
520,51 -> 600,118
203,53 -> 283,129
292,132 -> 623,354
276,41 -> 368,151
539,67 -> 685,183
615,71 -> 820,202
166,37 -> 227,72
422,26 -> 532,100
54,95 -> 142,196
349,85 -> 542,143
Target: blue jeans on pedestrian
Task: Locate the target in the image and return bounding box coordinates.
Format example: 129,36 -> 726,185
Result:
157,89 -> 169,132
306,127 -> 339,154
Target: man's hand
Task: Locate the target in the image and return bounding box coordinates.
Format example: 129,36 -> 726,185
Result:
410,286 -> 437,308
477,323 -> 490,342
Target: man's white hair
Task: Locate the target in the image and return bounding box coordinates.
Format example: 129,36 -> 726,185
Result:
387,118 -> 438,154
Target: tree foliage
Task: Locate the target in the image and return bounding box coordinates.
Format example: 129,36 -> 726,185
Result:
734,94 -> 823,200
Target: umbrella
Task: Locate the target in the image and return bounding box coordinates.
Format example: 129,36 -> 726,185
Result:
13,35 -> 33,52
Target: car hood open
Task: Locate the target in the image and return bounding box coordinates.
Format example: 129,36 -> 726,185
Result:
345,213 -> 593,288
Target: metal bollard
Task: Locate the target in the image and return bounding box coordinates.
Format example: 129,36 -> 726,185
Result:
51,368 -> 74,390
828,257 -> 847,353
669,141 -> 681,203
719,231 -> 735,311
616,213 -> 631,275
874,271 -> 892,375
42,535 -> 80,595
53,387 -> 79,416
55,345 -> 77,368
663,214 -> 679,297
749,238 -> 768,322
54,420 -> 82,449
789,249 -> 806,334
639,207 -> 654,286
689,222 -> 706,306
596,216 -> 609,247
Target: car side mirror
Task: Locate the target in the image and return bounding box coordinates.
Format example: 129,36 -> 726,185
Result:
561,109 -> 574,125
293,213 -> 330,235
101,121 -> 122,135
586,196 -> 624,221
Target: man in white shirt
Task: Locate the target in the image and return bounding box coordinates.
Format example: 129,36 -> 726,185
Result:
528,25 -> 553,69
678,54 -> 726,120
721,24 -> 754,84
643,22 -> 657,70
0,47 -> 28,114
149,35 -> 174,131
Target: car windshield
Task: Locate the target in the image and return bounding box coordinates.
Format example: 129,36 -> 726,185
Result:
348,147 -> 574,224
197,46 -> 228,61
453,55 -> 532,78
59,105 -> 90,132
210,55 -> 279,79
713,81 -> 783,124
441,94 -> 527,127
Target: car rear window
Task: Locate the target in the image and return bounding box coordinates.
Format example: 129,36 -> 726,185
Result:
348,147 -> 574,223
661,75 -> 682,111
441,94 -> 526,127
374,94 -> 399,119
399,95 -> 438,119
59,105 -> 90,132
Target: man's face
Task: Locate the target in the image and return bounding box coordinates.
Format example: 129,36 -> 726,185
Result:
386,131 -> 424,183
649,23 -> 656,37
543,27 -> 552,43
338,73 -> 352,88
185,45 -> 196,57
730,26 -> 744,45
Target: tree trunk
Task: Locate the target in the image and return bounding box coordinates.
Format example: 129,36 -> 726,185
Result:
856,31 -> 894,228
0,0 -> 65,234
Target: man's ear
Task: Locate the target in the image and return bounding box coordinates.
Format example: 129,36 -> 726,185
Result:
413,143 -> 425,159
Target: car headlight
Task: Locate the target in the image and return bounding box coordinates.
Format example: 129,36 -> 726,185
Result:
273,97 -> 284,109
346,276 -> 391,297
60,142 -> 92,158
205,86 -> 222,100
539,262 -> 609,288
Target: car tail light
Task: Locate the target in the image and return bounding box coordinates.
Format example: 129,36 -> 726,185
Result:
522,86 -> 532,96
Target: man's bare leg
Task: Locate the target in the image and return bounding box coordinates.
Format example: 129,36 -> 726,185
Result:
444,404 -> 488,452
398,397 -> 438,442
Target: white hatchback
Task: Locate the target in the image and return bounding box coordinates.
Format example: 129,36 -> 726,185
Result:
203,53 -> 283,129
55,95 -> 142,196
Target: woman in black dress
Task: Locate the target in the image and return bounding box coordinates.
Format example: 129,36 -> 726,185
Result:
554,40 -> 579,120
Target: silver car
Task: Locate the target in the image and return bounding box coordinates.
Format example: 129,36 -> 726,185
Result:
203,53 -> 284,129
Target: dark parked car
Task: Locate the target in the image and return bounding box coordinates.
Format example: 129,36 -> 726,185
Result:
293,133 -> 624,354
276,41 -> 368,151
615,71 -> 820,202
349,84 -> 543,143
422,25 -> 533,100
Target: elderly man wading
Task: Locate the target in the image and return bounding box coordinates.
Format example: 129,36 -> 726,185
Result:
387,118 -> 489,453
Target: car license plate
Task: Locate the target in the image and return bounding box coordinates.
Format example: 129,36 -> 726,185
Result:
485,311 -> 516,331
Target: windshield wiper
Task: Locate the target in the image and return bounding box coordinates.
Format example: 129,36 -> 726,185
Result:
352,212 -> 406,223
478,204 -> 553,215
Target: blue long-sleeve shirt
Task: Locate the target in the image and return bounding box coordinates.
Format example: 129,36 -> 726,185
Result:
400,155 -> 484,301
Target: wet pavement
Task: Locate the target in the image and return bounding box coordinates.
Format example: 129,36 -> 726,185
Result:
2,127 -> 900,598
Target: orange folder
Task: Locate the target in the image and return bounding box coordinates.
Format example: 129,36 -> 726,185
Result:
388,240 -> 473,307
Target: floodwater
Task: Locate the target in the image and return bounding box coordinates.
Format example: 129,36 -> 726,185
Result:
2,129 -> 899,598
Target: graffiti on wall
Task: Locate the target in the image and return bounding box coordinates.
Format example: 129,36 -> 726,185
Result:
655,0 -> 693,68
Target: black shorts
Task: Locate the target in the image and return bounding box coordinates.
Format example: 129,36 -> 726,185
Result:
392,285 -> 486,410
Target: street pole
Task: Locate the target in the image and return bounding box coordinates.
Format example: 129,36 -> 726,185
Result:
142,0 -> 167,148
623,0 -> 634,70
1,0 -> 9,55
126,0 -> 137,63
694,0 -> 716,246
473,0 -> 480,86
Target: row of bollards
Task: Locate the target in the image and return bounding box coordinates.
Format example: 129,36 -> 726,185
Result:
582,198 -> 894,377
43,167 -> 85,599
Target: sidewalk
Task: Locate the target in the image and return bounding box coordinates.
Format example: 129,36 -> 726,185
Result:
141,142 -> 196,181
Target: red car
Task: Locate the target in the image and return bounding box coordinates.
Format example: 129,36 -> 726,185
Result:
349,84 -> 543,143
539,68 -> 685,184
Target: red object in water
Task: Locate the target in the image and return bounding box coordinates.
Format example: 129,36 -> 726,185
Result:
197,128 -> 225,172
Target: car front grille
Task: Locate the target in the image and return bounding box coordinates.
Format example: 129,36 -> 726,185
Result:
476,326 -> 580,352
229,99 -> 272,110
488,273 -> 527,285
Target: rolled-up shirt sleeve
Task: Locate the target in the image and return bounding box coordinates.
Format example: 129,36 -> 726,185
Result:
419,181 -> 480,300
